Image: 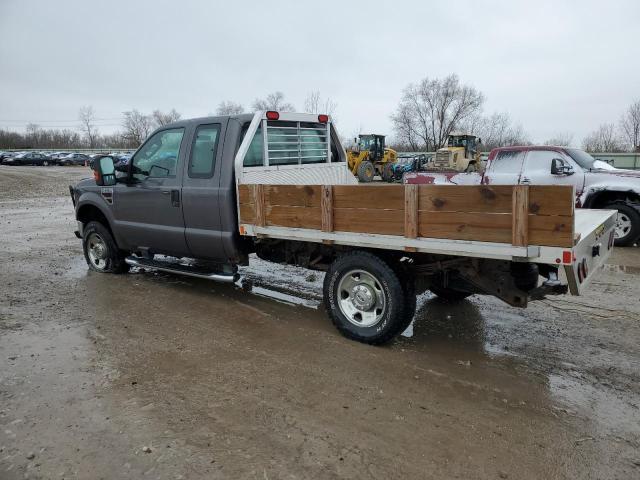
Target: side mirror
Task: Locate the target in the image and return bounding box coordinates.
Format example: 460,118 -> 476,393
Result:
551,158 -> 574,176
94,156 -> 116,186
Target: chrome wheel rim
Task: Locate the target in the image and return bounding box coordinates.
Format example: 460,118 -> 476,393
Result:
615,213 -> 632,239
337,269 -> 386,328
87,233 -> 108,270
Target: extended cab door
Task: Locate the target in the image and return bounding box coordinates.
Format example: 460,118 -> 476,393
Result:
483,149 -> 525,184
112,127 -> 189,256
519,149 -> 585,192
180,120 -> 228,260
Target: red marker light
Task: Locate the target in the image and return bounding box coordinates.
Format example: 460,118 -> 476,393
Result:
562,251 -> 572,264
266,111 -> 279,120
318,114 -> 329,123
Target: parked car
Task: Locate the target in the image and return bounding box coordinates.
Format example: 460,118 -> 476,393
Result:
2,152 -> 54,166
0,151 -> 20,163
58,153 -> 91,166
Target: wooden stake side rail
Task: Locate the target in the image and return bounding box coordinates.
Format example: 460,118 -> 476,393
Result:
238,184 -> 575,248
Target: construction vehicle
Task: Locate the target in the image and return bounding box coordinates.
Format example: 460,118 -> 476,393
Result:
347,134 -> 397,182
431,132 -> 481,172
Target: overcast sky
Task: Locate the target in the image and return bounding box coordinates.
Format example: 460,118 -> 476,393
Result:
1,0 -> 638,145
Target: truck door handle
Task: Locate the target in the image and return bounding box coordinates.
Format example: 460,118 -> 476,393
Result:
161,190 -> 170,195
521,177 -> 531,184
170,189 -> 180,207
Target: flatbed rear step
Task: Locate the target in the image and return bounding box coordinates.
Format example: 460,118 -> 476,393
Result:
125,256 -> 238,283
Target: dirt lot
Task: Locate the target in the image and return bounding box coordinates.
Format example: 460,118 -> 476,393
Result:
1,166 -> 639,479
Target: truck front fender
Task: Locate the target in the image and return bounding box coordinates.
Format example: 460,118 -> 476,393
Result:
75,193 -> 121,245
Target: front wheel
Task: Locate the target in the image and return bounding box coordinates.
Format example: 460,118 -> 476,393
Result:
82,221 -> 129,273
357,160 -> 375,182
605,202 -> 640,247
324,251 -> 414,345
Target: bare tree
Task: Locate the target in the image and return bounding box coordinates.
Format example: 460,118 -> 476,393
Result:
122,110 -> 153,146
216,101 -> 244,115
544,132 -> 574,146
620,100 -> 640,152
251,92 -> 295,112
151,108 -> 181,128
304,91 -> 337,118
457,112 -> 529,150
391,74 -> 484,150
582,123 -> 625,152
78,106 -> 98,147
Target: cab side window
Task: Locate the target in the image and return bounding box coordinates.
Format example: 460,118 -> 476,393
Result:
242,125 -> 264,167
523,150 -> 566,174
189,124 -> 220,178
490,150 -> 525,174
131,128 -> 184,181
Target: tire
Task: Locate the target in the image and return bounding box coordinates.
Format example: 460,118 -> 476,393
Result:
604,202 -> 640,247
82,221 -> 129,273
323,251 -> 414,345
381,163 -> 395,182
429,284 -> 472,302
357,160 -> 375,183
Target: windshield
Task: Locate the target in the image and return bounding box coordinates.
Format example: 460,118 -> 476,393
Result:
360,136 -> 375,149
565,148 -> 595,170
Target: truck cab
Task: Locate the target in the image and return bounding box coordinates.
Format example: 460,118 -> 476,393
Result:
71,112 -> 349,269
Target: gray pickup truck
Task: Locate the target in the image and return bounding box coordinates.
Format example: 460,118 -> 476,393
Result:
71,111 -> 617,345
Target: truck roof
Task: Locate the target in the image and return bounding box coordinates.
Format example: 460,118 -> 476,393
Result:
488,145 -> 571,160
161,113 -> 255,130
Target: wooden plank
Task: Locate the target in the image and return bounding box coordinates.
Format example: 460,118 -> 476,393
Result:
528,185 -> 574,216
512,185 -> 529,246
404,184 -> 418,238
266,205 -> 322,229
418,185 -> 513,213
265,185 -> 321,207
239,202 -> 255,224
238,184 -> 252,205
528,215 -> 574,247
334,208 -> 404,235
253,184 -> 265,227
321,185 -> 334,232
333,184 -> 404,210
418,211 -> 513,243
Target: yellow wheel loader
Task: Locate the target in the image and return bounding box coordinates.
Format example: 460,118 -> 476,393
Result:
347,134 -> 397,182
431,133 -> 482,172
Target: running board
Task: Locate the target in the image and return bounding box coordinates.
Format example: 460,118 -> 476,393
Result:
125,256 -> 238,283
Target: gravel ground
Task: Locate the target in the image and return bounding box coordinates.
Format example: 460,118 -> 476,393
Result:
1,166 -> 639,479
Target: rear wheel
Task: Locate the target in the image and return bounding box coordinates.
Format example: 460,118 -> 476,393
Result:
605,202 -> 640,247
381,163 -> 395,182
82,221 -> 129,273
324,251 -> 414,344
357,160 -> 375,182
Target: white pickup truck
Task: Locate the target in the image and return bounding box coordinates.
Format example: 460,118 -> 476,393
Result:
406,145 -> 640,246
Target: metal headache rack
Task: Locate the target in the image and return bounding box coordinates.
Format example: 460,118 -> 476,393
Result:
263,120 -> 330,166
